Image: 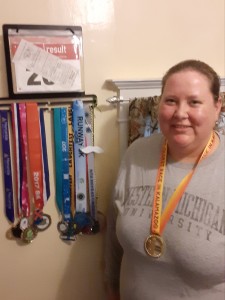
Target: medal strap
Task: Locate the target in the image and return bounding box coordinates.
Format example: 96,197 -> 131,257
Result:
151,131 -> 215,236
11,104 -> 23,217
0,111 -> 15,223
39,108 -> 50,203
60,107 -> 71,222
85,127 -> 97,219
26,103 -> 44,214
73,100 -> 87,212
68,107 -> 75,218
53,108 -> 63,213
18,104 -> 30,217
84,106 -> 97,220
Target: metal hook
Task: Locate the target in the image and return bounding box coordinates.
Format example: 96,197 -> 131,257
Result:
106,96 -> 130,104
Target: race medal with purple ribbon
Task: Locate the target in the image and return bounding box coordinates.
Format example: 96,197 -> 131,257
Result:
0,111 -> 15,223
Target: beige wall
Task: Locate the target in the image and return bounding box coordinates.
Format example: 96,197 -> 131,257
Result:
0,1 -> 224,299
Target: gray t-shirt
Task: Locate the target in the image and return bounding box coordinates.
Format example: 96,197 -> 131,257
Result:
105,133 -> 225,300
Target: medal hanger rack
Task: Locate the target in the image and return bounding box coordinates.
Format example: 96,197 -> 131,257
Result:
0,94 -> 97,110
0,96 -> 102,244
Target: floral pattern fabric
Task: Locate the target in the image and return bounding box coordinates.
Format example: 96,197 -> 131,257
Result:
128,92 -> 225,145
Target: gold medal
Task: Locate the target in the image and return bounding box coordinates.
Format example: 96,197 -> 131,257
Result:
21,227 -> 37,244
144,234 -> 164,258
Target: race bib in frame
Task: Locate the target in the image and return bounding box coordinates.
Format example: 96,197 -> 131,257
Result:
3,24 -> 85,99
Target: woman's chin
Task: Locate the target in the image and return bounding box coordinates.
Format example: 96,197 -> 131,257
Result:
169,135 -> 194,148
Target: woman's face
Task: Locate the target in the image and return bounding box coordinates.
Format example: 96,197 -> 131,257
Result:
158,70 -> 221,153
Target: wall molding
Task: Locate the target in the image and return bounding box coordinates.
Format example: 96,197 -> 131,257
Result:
108,77 -> 225,91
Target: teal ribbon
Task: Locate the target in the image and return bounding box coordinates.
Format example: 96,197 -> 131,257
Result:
53,108 -> 63,213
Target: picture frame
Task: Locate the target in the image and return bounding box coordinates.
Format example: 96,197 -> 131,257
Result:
2,24 -> 85,99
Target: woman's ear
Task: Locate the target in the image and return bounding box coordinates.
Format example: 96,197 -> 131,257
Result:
216,96 -> 222,115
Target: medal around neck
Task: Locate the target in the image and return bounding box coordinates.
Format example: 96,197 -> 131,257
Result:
144,234 -> 164,258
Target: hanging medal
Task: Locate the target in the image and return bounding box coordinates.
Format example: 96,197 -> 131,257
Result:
73,100 -> 92,234
11,104 -> 22,219
83,105 -> 99,234
63,106 -> 77,240
54,107 -> 76,241
68,107 -> 75,220
53,108 -> 63,214
39,108 -> 50,204
18,103 -> 35,243
145,132 -> 216,258
0,110 -> 15,224
26,103 -> 51,235
60,107 -> 76,241
36,108 -> 52,232
9,104 -> 24,240
54,108 -> 65,234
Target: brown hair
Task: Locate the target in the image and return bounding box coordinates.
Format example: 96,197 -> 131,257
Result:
161,59 -> 221,102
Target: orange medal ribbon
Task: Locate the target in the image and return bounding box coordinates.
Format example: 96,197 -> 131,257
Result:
145,131 -> 215,258
26,103 -> 44,219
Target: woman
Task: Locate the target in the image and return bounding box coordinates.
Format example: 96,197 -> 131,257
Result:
105,60 -> 225,300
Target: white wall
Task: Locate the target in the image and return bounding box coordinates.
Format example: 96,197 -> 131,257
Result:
0,1 -> 224,299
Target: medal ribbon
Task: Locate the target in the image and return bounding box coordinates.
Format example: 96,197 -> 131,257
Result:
53,108 -> 63,213
61,107 -> 71,222
26,103 -> 44,219
11,104 -> 23,217
151,131 -> 215,236
85,106 -> 97,220
68,107 -> 75,218
39,108 -> 50,203
73,100 -> 87,212
18,104 -> 30,217
0,111 -> 15,223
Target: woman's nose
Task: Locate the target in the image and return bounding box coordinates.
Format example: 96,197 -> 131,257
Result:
173,103 -> 188,119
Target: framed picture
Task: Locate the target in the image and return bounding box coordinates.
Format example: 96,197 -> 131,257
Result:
3,24 -> 85,99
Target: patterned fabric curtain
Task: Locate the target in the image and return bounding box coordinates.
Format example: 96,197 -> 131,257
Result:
128,92 -> 225,145
128,96 -> 160,145
217,92 -> 225,134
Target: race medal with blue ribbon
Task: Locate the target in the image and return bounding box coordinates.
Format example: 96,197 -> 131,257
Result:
59,107 -> 76,241
68,107 -> 75,218
53,108 -> 63,213
60,107 -> 71,222
0,111 -> 15,223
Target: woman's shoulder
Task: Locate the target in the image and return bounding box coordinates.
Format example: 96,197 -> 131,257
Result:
128,133 -> 163,151
122,133 -> 164,164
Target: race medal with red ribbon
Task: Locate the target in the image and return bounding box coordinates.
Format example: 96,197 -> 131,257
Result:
26,103 -> 45,227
